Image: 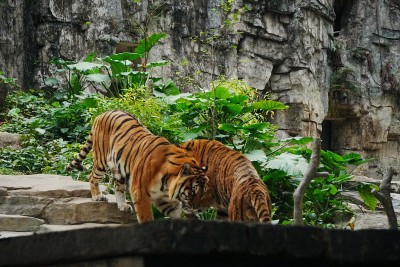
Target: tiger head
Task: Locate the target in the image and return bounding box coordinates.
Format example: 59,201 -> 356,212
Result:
168,162 -> 208,209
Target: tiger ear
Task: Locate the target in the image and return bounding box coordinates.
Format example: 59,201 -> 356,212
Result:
201,166 -> 208,172
181,162 -> 192,175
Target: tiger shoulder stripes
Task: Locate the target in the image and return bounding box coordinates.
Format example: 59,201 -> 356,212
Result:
66,110 -> 209,223
180,139 -> 272,223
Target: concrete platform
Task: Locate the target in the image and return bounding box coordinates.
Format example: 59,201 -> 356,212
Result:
0,219 -> 399,267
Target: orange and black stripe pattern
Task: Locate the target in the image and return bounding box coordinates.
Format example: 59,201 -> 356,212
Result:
181,139 -> 272,223
66,110 -> 208,223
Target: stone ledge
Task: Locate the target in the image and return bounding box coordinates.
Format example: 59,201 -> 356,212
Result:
0,214 -> 44,232
0,220 -> 399,267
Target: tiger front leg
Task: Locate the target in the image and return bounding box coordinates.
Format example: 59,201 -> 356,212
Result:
155,197 -> 183,219
114,177 -> 133,213
132,196 -> 154,223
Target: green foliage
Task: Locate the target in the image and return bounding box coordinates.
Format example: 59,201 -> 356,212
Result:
92,85 -> 185,143
0,90 -> 95,178
330,66 -> 358,92
0,71 -> 17,86
259,143 -> 368,228
49,33 -> 168,98
356,183 -> 380,210
197,207 -> 217,220
160,78 -> 287,152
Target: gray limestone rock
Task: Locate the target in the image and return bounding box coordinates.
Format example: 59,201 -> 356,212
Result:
0,174 -> 136,233
0,214 -> 44,232
0,132 -> 22,149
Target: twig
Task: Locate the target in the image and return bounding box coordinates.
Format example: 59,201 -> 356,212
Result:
293,138 -> 329,225
372,167 -> 398,230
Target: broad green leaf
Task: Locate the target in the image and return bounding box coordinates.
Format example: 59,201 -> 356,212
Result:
251,100 -> 288,111
67,62 -> 102,71
245,149 -> 268,164
44,78 -> 59,86
109,52 -> 141,62
215,86 -> 231,99
157,79 -> 180,96
321,150 -> 344,163
146,60 -> 170,69
242,123 -> 269,131
358,189 -> 378,210
183,132 -> 199,142
222,104 -> 242,114
85,74 -> 110,83
84,52 -> 96,62
152,90 -> 191,104
281,136 -> 314,145
172,98 -> 193,111
356,183 -> 378,210
265,152 -> 309,177
134,33 -> 167,56
229,94 -> 248,104
218,123 -> 238,133
83,97 -> 98,108
342,152 -> 372,166
35,128 -> 46,135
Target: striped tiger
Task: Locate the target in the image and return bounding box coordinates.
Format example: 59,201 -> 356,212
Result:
66,110 -> 209,223
180,139 -> 272,223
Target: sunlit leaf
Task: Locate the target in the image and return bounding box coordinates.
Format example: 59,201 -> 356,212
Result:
35,128 -> 46,135
134,33 -> 167,56
215,86 -> 231,99
245,149 -> 268,163
108,52 -> 141,62
265,152 -> 309,177
146,60 -> 170,68
251,100 -> 288,111
218,123 -> 238,133
44,78 -> 59,87
85,74 -> 110,83
281,136 -> 313,145
356,183 -> 379,210
67,62 -> 102,71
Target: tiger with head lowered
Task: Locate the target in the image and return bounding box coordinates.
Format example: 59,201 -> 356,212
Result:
66,110 -> 209,223
180,139 -> 272,223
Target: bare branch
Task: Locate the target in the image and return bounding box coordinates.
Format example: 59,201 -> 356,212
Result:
372,167 -> 398,230
293,138 -> 326,226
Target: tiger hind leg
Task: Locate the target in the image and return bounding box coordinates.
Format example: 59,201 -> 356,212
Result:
111,169 -> 133,213
89,164 -> 108,202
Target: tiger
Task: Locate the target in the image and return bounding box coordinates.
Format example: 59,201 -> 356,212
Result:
180,139 -> 272,223
66,110 -> 209,224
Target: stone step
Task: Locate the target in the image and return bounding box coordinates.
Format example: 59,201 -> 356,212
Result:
37,223 -> 124,233
0,214 -> 44,232
0,174 -> 137,225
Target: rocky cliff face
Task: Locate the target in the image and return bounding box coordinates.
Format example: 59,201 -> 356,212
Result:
1,0 -> 400,180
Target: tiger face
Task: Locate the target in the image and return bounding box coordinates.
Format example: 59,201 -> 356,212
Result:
168,163 -> 208,210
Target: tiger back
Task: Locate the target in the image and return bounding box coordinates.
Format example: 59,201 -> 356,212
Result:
181,139 -> 272,223
66,110 -> 208,223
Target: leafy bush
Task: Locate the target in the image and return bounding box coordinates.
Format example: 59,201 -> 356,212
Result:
49,33 -> 169,98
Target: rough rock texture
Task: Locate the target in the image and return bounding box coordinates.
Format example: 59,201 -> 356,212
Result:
0,132 -> 22,149
0,174 -> 136,237
1,0 -> 400,179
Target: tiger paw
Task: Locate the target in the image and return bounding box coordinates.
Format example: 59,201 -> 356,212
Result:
118,203 -> 133,213
92,194 -> 108,202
